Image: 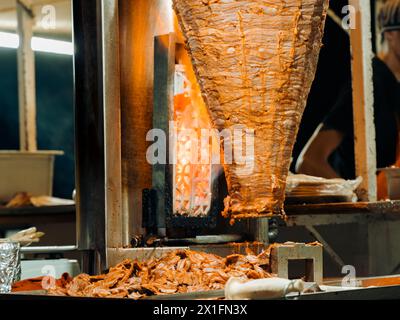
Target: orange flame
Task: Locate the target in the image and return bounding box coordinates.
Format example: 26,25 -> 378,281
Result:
173,43 -> 219,217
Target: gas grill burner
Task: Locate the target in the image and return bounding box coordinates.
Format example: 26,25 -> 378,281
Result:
173,65 -> 213,218
143,34 -> 227,236
139,34 -> 278,246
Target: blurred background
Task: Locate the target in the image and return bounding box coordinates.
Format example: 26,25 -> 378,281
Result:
0,0 -> 74,199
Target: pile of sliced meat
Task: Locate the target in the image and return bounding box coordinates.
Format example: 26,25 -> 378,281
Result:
48,249 -> 274,299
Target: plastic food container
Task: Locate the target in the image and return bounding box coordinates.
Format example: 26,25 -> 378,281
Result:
21,259 -> 80,280
0,150 -> 63,202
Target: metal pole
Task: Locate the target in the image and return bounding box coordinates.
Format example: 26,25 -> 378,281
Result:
72,0 -> 106,274
16,0 -> 37,152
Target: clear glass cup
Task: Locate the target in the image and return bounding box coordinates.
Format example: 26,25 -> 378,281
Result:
0,240 -> 20,293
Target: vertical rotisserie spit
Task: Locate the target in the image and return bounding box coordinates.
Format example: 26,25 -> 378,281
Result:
173,0 -> 329,219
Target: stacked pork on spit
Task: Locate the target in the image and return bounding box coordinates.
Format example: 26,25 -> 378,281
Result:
173,0 -> 329,219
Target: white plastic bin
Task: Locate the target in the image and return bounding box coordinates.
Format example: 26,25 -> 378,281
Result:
0,150 -> 63,202
21,259 -> 80,280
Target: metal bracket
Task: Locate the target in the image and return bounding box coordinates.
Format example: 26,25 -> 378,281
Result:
305,224 -> 345,269
271,242 -> 323,284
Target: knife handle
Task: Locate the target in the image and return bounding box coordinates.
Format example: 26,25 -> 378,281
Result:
225,277 -> 304,300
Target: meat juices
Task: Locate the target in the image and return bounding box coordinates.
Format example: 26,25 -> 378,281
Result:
173,0 -> 329,218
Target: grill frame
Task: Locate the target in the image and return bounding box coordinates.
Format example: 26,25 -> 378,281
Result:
152,33 -> 225,231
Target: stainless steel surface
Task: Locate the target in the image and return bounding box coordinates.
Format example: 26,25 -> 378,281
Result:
102,0 -> 126,251
7,284 -> 400,300
11,290 -> 47,296
20,245 -> 77,253
164,235 -> 243,245
248,217 -> 270,243
284,212 -> 400,227
289,285 -> 400,300
271,243 -> 323,285
73,0 -> 106,274
118,0 -> 175,240
152,33 -> 175,235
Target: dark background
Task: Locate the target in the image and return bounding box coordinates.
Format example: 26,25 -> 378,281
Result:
0,48 -> 75,199
291,0 -> 353,171
291,0 -> 377,171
